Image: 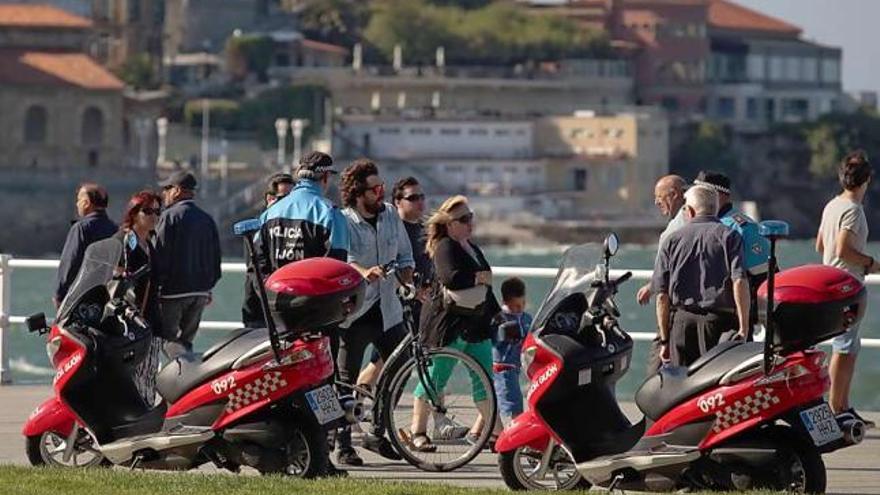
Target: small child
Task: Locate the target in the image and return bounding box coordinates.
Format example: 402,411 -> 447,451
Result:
492,277 -> 534,421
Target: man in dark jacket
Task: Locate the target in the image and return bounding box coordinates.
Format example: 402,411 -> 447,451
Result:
155,171 -> 222,358
55,183 -> 117,307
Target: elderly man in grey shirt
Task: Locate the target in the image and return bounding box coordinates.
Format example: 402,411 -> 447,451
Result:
652,185 -> 750,367
335,159 -> 414,465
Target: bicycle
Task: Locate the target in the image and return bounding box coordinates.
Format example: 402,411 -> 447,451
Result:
336,261 -> 497,472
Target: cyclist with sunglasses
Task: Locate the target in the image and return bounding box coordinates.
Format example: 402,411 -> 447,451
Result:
335,159 -> 415,466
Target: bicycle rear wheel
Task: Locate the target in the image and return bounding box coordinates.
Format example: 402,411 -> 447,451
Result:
384,347 -> 497,472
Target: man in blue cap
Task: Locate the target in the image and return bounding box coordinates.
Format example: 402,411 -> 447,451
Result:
693,171 -> 769,333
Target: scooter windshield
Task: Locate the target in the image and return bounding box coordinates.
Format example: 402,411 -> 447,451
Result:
57,237 -> 122,324
531,244 -> 603,332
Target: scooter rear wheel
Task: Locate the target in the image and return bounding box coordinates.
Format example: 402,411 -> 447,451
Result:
499,445 -> 591,491
257,419 -> 328,478
26,429 -> 108,468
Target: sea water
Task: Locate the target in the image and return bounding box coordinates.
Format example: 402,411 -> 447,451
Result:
6,240 -> 880,409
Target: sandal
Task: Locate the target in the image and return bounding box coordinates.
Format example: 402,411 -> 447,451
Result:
399,428 -> 437,453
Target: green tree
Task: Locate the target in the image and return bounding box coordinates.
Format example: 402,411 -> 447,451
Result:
299,0 -> 370,47
225,35 -> 274,82
671,122 -> 740,181
117,54 -> 157,89
239,85 -> 329,149
805,124 -> 840,178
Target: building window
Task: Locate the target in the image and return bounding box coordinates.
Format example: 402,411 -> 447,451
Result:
468,128 -> 488,136
570,128 -> 585,139
716,97 -> 736,119
495,129 -> 510,136
409,127 -> 431,135
785,57 -> 800,81
81,107 -> 104,146
378,127 -> 400,135
515,129 -> 526,136
782,98 -> 810,120
821,59 -> 840,83
769,56 -> 784,81
24,105 -> 47,144
528,166 -> 541,175
747,54 -> 765,81
574,169 -> 588,191
746,98 -> 760,120
802,57 -> 818,82
440,128 -> 461,135
661,97 -> 679,112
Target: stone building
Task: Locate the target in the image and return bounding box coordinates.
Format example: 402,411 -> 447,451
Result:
0,4 -> 125,169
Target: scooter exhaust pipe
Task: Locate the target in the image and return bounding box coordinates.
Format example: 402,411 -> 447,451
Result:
838,418 -> 865,445
339,395 -> 364,424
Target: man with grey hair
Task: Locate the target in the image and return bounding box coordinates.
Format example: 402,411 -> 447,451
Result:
651,184 -> 750,366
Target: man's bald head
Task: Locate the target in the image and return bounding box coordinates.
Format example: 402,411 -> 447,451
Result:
654,175 -> 686,218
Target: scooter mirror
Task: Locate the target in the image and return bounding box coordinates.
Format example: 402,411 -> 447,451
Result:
26,312 -> 47,333
604,233 -> 620,257
234,219 -> 262,236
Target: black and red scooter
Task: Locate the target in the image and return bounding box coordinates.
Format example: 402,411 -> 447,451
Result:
23,220 -> 365,476
497,222 -> 866,492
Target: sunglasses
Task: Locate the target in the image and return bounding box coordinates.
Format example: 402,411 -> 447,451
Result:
453,213 -> 474,224
141,207 -> 161,216
401,193 -> 425,202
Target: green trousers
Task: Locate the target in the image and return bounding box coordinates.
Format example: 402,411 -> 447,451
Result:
413,337 -> 493,403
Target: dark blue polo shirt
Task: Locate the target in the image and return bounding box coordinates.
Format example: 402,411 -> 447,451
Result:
651,215 -> 745,312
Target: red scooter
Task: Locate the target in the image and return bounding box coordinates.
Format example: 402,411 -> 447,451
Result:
23,219 -> 365,476
497,223 -> 867,492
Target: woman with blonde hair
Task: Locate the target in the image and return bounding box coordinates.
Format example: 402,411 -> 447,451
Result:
406,195 -> 502,452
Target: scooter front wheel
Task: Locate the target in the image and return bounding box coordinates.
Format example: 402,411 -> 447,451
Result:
26,429 -> 108,468
499,445 -> 590,491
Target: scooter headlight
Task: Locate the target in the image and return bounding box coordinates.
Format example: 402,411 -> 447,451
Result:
46,336 -> 62,363
522,346 -> 537,378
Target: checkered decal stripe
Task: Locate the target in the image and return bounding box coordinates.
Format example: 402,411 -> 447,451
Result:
712,388 -> 780,432
226,372 -> 288,412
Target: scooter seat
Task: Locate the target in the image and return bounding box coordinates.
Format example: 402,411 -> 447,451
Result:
157,328 -> 270,404
635,342 -> 763,421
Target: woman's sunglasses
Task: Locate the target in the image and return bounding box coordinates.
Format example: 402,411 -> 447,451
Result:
453,213 -> 474,224
141,207 -> 162,216
401,193 -> 425,202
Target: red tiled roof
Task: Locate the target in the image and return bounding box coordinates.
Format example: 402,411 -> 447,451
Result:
0,49 -> 124,90
301,39 -> 348,56
708,0 -> 801,36
0,4 -> 92,28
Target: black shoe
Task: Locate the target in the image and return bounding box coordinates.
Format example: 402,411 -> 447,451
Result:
362,434 -> 402,461
324,460 -> 348,477
844,408 -> 876,429
336,448 -> 364,467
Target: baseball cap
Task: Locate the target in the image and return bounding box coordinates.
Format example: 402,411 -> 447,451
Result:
297,151 -> 337,174
159,171 -> 198,190
693,170 -> 731,195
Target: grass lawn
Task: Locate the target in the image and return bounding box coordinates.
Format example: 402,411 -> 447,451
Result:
0,465 -> 518,495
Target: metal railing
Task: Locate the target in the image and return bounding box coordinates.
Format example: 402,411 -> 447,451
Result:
2,256 -> 880,383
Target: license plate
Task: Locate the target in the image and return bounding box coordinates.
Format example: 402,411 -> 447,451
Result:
800,403 -> 843,447
305,385 -> 345,425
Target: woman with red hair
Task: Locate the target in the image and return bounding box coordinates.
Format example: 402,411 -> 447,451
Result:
115,190 -> 164,404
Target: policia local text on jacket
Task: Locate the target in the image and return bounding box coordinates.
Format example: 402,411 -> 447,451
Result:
256,179 -> 350,274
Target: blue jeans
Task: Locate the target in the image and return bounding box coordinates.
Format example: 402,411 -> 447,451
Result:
494,367 -> 523,419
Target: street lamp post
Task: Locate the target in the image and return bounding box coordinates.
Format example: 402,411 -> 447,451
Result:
274,118 -> 288,167
134,117 -> 151,169
290,118 -> 307,174
156,117 -> 168,168
200,99 -> 210,180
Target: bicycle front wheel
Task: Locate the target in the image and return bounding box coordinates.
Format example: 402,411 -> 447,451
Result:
384,347 -> 497,472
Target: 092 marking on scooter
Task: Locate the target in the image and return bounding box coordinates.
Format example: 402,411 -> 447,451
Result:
697,392 -> 725,413
211,376 -> 236,395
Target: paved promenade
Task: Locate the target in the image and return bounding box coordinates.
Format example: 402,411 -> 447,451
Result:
1,386 -> 878,493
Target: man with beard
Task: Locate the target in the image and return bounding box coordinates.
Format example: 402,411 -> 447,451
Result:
335,159 -> 415,465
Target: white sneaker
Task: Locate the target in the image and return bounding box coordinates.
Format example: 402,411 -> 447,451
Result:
432,413 -> 469,440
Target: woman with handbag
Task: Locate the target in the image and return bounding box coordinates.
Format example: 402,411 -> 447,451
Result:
115,191 -> 164,405
407,195 -> 502,452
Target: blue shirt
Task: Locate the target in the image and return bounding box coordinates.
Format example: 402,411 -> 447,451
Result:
719,204 -> 769,277
339,203 -> 415,331
492,308 -> 534,365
